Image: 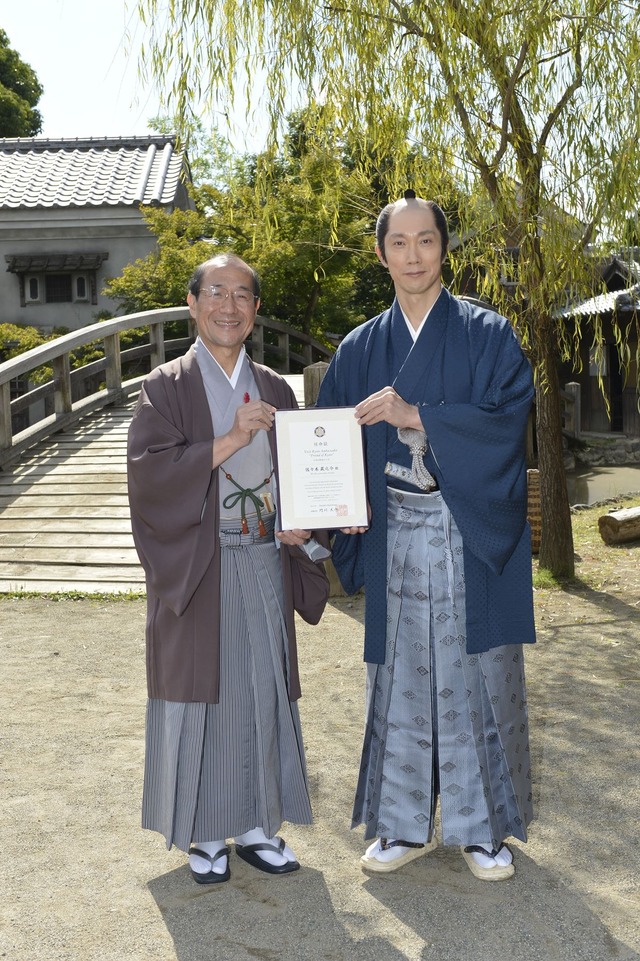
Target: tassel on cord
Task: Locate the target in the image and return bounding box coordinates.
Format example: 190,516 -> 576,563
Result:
397,427 -> 437,491
221,468 -> 274,536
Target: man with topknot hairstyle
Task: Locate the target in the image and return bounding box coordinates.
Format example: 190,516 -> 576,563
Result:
317,193 -> 536,881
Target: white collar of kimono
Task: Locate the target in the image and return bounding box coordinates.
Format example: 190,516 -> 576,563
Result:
196,337 -> 246,387
400,287 -> 442,342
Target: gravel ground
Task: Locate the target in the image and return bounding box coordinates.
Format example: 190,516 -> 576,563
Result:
0,527 -> 639,960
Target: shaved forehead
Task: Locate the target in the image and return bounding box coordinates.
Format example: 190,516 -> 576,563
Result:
376,196 -> 449,260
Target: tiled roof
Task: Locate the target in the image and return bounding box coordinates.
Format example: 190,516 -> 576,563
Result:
0,136 -> 190,209
559,283 -> 640,318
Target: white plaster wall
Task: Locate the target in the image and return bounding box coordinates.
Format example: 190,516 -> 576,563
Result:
0,206 -> 162,332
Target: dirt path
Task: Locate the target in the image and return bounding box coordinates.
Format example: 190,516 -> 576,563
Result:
0,501 -> 638,961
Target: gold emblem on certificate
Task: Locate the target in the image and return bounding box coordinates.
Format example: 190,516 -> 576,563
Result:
274,407 -> 368,530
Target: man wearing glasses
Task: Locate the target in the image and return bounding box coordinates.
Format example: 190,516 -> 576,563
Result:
128,254 -> 329,884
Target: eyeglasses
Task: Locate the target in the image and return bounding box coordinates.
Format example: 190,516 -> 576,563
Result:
198,285 -> 257,307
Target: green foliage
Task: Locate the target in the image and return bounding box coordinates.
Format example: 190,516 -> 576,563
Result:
218,132 -> 377,336
138,0 -> 640,369
149,114 -> 236,188
103,207 -> 214,314
0,323 -> 44,357
105,113 -> 380,336
137,0 -> 640,575
0,323 -> 52,384
0,29 -> 43,136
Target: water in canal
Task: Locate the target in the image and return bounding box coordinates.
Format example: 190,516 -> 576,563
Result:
566,464 -> 640,507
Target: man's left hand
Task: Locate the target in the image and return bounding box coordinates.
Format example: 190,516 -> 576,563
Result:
275,528 -> 312,547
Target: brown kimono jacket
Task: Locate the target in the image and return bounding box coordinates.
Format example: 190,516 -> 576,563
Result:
127,347 -> 329,704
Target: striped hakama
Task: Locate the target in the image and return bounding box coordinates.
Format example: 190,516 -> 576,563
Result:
354,487 -> 533,849
142,516 -> 312,852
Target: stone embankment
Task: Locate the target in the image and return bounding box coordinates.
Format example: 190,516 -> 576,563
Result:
570,435 -> 640,467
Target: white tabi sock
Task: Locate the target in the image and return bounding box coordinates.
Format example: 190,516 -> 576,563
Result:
470,842 -> 513,869
234,827 -> 296,867
189,839 -> 227,875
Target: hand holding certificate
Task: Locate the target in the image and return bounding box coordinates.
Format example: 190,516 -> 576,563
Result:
275,408 -> 368,530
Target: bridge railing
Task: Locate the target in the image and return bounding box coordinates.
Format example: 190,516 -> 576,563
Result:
0,307 -> 334,468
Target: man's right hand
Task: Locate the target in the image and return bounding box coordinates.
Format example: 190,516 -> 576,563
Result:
213,400 -> 276,468
230,399 -> 276,448
339,501 -> 371,534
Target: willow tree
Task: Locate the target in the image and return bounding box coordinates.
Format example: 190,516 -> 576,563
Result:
138,0 -> 640,577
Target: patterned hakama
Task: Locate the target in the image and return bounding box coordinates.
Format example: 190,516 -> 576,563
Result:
354,488 -> 533,848
142,521 -> 312,852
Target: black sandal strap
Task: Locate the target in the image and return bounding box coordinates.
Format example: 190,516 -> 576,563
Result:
189,846 -> 229,866
380,838 -> 425,851
463,844 -> 507,859
237,837 -> 285,856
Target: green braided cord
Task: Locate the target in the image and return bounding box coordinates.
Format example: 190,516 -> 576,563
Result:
221,470 -> 273,528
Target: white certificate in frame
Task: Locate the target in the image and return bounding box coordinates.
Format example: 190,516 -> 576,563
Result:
275,407 -> 368,530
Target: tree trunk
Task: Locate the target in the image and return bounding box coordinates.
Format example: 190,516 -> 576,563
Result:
535,349 -> 575,577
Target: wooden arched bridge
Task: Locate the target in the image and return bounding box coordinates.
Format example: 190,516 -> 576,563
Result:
0,309 -> 333,592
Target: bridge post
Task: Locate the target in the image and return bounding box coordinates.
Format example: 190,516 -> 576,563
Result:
149,323 -> 166,369
250,322 -> 264,364
104,334 -> 123,394
53,354 -> 72,415
0,382 -> 11,451
278,332 -> 290,373
303,361 -> 329,408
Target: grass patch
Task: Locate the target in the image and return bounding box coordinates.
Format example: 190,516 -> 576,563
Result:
532,567 -> 564,591
572,493 -> 640,542
0,590 -> 145,602
570,493 -> 640,593
532,493 -> 640,593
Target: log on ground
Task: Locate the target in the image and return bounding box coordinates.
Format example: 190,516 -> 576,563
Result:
597,506 -> 640,544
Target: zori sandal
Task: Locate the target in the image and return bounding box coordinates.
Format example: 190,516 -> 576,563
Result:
461,844 -> 515,881
360,837 -> 437,873
234,836 -> 300,875
188,846 -> 231,884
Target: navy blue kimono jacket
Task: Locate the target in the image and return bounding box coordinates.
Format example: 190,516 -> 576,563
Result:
316,287 -> 536,663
